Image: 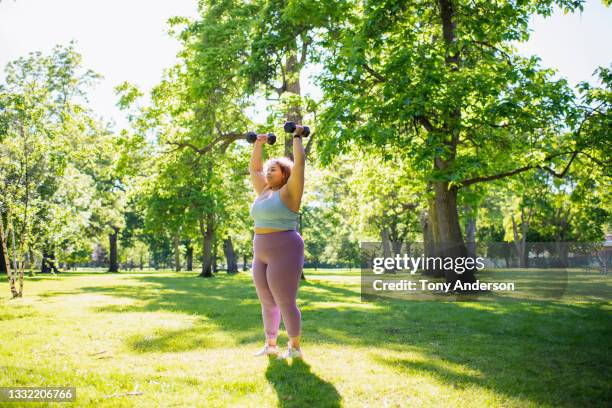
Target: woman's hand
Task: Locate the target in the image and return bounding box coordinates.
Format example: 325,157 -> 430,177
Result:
255,134 -> 268,146
293,125 -> 305,136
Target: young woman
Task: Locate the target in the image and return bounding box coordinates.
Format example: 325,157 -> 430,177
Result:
249,126 -> 307,359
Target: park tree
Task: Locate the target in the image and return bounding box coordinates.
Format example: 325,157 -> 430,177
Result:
347,151 -> 423,269
502,171 -> 550,268
317,0 -> 608,284
530,169 -> 609,267
0,43 -> 106,296
117,32 -> 255,277
174,0 -> 348,159
71,118 -> 127,274
300,205 -> 328,269
240,0 -> 348,158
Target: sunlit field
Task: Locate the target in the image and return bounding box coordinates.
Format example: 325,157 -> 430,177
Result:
1,268 -> 610,407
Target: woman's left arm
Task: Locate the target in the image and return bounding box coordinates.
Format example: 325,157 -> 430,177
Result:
286,135 -> 305,203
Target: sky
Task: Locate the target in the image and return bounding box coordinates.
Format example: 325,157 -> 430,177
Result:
1,0 -> 611,132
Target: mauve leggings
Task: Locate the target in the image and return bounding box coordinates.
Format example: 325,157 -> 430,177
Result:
252,230 -> 304,339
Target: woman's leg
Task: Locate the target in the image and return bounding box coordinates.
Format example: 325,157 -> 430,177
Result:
252,256 -> 281,345
266,232 -> 304,348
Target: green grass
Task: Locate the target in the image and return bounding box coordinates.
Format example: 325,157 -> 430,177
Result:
0,268 -> 610,407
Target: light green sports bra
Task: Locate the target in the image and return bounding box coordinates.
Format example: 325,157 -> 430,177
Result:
250,189 -> 299,230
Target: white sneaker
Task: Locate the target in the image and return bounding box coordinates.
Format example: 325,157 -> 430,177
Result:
253,344 -> 279,356
278,341 -> 303,359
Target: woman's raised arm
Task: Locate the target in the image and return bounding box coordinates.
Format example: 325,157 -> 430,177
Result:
286,134 -> 305,202
249,135 -> 267,195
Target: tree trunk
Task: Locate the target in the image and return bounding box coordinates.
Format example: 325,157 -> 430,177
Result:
25,248 -> 32,276
186,245 -> 193,271
431,182 -> 477,285
108,226 -> 119,272
554,209 -> 571,267
390,217 -> 404,256
0,214 -> 19,297
431,0 -> 477,287
511,215 -> 523,267
212,236 -> 218,273
381,226 -> 396,274
41,247 -> 60,274
28,248 -> 35,276
511,207 -> 530,268
464,204 -> 477,260
0,238 -> 6,275
555,241 -> 569,268
174,233 -> 181,272
421,207 -> 442,277
41,249 -> 49,273
199,212 -> 214,278
298,212 -> 303,234
283,36 -> 302,160
242,253 -> 248,271
223,237 -> 238,274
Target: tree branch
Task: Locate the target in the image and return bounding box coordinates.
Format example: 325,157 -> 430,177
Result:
304,132 -> 315,159
458,150 -> 580,189
470,40 -> 513,66
363,63 -> 386,83
278,53 -> 287,95
458,102 -> 609,188
166,141 -> 206,155
578,151 -> 606,169
299,33 -> 310,66
540,151 -> 577,179
416,115 -> 435,132
166,131 -> 244,156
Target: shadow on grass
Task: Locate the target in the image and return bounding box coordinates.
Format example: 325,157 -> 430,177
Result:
126,325 -> 228,353
266,356 -> 341,408
32,272 -> 612,407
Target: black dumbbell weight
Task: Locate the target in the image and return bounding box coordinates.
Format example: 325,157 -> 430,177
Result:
283,121 -> 310,137
246,132 -> 276,145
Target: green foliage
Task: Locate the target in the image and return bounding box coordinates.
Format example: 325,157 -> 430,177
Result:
0,43 -> 117,269
317,1 -> 588,181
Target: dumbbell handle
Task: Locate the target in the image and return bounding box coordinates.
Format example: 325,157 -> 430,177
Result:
246,132 -> 276,145
283,121 -> 310,137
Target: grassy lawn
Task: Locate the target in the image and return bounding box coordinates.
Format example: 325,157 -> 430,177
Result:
0,268 -> 610,407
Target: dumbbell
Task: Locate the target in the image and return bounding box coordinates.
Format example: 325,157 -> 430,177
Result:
284,121 -> 310,137
246,132 -> 276,145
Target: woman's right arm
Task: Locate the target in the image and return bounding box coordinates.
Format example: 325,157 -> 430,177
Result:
249,135 -> 267,195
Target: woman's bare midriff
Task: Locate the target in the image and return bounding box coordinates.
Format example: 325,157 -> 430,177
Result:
255,227 -> 291,234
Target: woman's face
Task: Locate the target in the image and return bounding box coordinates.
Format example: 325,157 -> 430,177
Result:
265,163 -> 284,188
